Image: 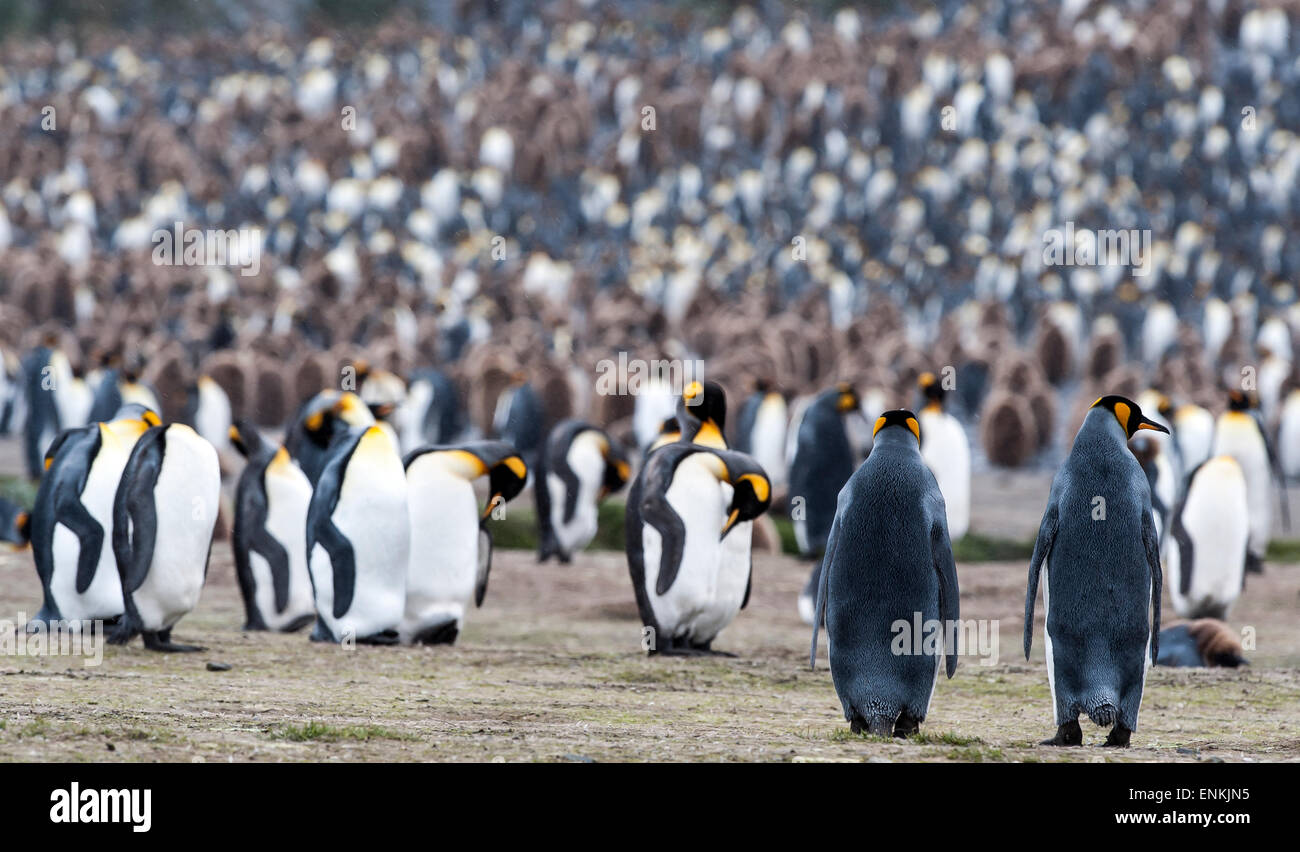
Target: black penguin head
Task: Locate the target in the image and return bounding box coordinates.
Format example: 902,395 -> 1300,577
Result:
112,403 -> 162,428
873,409 -> 921,445
1226,388 -> 1256,411
1091,395 -> 1170,438
485,453 -> 528,521
834,382 -> 860,414
301,391 -> 373,447
600,438 -> 632,497
229,419 -> 270,460
680,380 -> 727,444
719,457 -> 772,539
918,372 -> 945,409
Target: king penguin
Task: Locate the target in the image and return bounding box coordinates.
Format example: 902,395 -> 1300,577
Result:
108,422 -> 220,651
401,441 -> 528,644
809,409 -> 960,737
790,383 -> 861,625
230,420 -> 317,632
1210,390 -> 1287,574
1167,456 -> 1250,620
28,404 -> 161,626
734,380 -> 788,488
1025,395 -> 1167,747
285,390 -> 376,484
626,442 -> 771,655
917,372 -> 971,541
535,420 -> 630,563
305,424 -> 409,644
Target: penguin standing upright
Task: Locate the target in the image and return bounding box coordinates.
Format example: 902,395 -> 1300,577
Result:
809,409 -> 960,737
493,377 -> 544,472
28,404 -> 161,625
789,383 -> 861,625
305,425 -> 409,644
1211,390 -> 1286,573
108,423 -> 220,651
1025,395 -> 1167,747
285,390 -> 376,484
402,441 -> 527,644
535,421 -> 630,563
1167,456 -> 1250,620
20,343 -> 63,479
734,381 -> 788,488
917,372 -> 971,541
230,420 -> 316,632
626,443 -> 771,655
1280,388 -> 1300,481
1171,402 -> 1216,471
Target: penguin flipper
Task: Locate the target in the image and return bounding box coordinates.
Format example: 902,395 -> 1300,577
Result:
1170,496 -> 1195,597
809,516 -> 840,670
741,558 -> 752,610
932,520 -> 960,678
1024,502 -> 1058,660
57,496 -> 105,595
314,519 -> 356,620
553,448 -> 583,526
641,491 -> 686,596
250,527 -> 292,614
111,427 -> 165,594
475,524 -> 493,607
1141,507 -> 1162,665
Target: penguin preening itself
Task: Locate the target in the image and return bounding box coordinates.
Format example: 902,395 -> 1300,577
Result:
285,390 -> 376,484
1025,395 -> 1168,748
790,383 -> 861,625
809,410 -> 960,738
402,441 -> 528,644
0,497 -> 31,546
1156,619 -> 1250,668
28,404 -> 162,627
535,421 -> 630,563
306,425 -> 410,644
1211,390 -> 1289,574
917,372 -> 971,541
626,443 -> 771,656
1167,456 -> 1250,620
230,421 -> 316,632
107,422 -> 220,652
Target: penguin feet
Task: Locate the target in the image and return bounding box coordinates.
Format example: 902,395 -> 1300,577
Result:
410,621 -> 460,646
1040,720 -> 1083,746
141,631 -> 205,653
1103,724 -> 1132,748
282,614 -> 316,633
106,619 -> 140,646
893,713 -> 921,738
357,629 -> 401,646
689,641 -> 736,657
1244,551 -> 1264,575
850,715 -> 896,738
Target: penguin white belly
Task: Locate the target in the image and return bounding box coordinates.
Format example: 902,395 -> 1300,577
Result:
195,381 -> 232,453
312,457 -> 409,640
751,398 -> 788,487
400,379 -> 434,452
1042,562 -> 1059,725
551,438 -> 605,556
692,483 -> 750,646
402,470 -> 477,640
1213,425 -> 1271,555
643,458 -> 726,642
50,444 -> 129,620
1171,458 -> 1249,618
252,460 -> 315,630
920,411 -> 971,539
56,382 -> 93,431
1176,412 -> 1215,470
1280,393 -> 1300,479
132,436 -> 220,630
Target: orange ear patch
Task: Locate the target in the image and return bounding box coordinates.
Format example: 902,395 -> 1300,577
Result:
1113,401 -> 1131,434
873,416 -> 887,437
906,417 -> 921,443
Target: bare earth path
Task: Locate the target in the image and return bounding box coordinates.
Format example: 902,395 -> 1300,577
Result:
0,543 -> 1296,762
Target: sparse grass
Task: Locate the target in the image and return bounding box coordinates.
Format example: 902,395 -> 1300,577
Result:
17,717 -> 50,738
0,475 -> 36,509
951,533 -> 1035,562
909,730 -> 982,746
271,722 -> 417,743
1266,539 -> 1300,563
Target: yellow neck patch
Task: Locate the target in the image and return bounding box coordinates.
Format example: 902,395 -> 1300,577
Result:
693,420 -> 727,449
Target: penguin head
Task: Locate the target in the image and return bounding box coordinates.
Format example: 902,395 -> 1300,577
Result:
648,416 -> 681,452
485,453 -> 528,521
680,380 -> 727,445
229,419 -> 270,460
0,498 -> 31,549
302,390 -> 375,446
834,381 -> 860,413
112,403 -> 162,428
600,438 -> 632,497
1090,395 -> 1170,438
1225,388 -> 1256,411
712,451 -> 772,539
918,372 -> 945,410
872,408 -> 922,445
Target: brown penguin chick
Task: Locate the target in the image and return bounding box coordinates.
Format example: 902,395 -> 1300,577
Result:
1085,330 -> 1124,383
980,389 -> 1040,468
1184,619 -> 1250,667
201,351 -> 253,422
1035,319 -> 1073,385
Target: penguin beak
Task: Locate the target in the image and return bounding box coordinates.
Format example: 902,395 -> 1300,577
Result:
1136,418 -> 1170,435
720,508 -> 741,539
481,493 -> 503,522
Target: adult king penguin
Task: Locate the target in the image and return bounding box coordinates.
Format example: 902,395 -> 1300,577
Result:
626,443 -> 771,655
230,421 -> 316,632
402,441 -> 527,644
305,425 -> 409,644
734,380 -> 788,488
809,410 -> 959,737
108,422 -> 220,651
917,372 -> 971,541
535,421 -> 630,563
1025,395 -> 1167,747
28,404 -> 161,626
790,383 -> 861,625
285,390 -> 376,484
1167,456 -> 1250,620
1210,389 -> 1288,574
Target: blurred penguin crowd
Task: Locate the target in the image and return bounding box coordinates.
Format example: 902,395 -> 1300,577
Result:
1,0 -> 1300,478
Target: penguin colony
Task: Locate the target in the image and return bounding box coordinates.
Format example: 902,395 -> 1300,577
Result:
0,2 -> 1297,747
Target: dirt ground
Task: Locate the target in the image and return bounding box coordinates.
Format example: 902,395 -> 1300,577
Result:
1,537 -> 1297,763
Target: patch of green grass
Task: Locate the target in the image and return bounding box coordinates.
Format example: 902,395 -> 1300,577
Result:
946,746 -> 1005,762
952,533 -> 1035,562
18,717 -> 50,738
1266,539 -> 1300,563
0,475 -> 37,509
827,727 -> 892,743
271,722 -> 416,743
909,730 -> 982,746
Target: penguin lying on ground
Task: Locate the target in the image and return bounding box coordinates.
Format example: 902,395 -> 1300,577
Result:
626,443 -> 771,656
1167,456 -> 1250,620
535,420 -> 630,563
285,390 -> 376,484
917,372 -> 971,541
230,421 -> 317,632
790,383 -> 861,625
1025,395 -> 1167,748
1155,619 -> 1250,668
402,441 -> 528,644
0,497 -> 30,546
810,409 -> 959,738
306,424 -> 409,644
28,404 -> 161,627
107,422 -> 220,651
